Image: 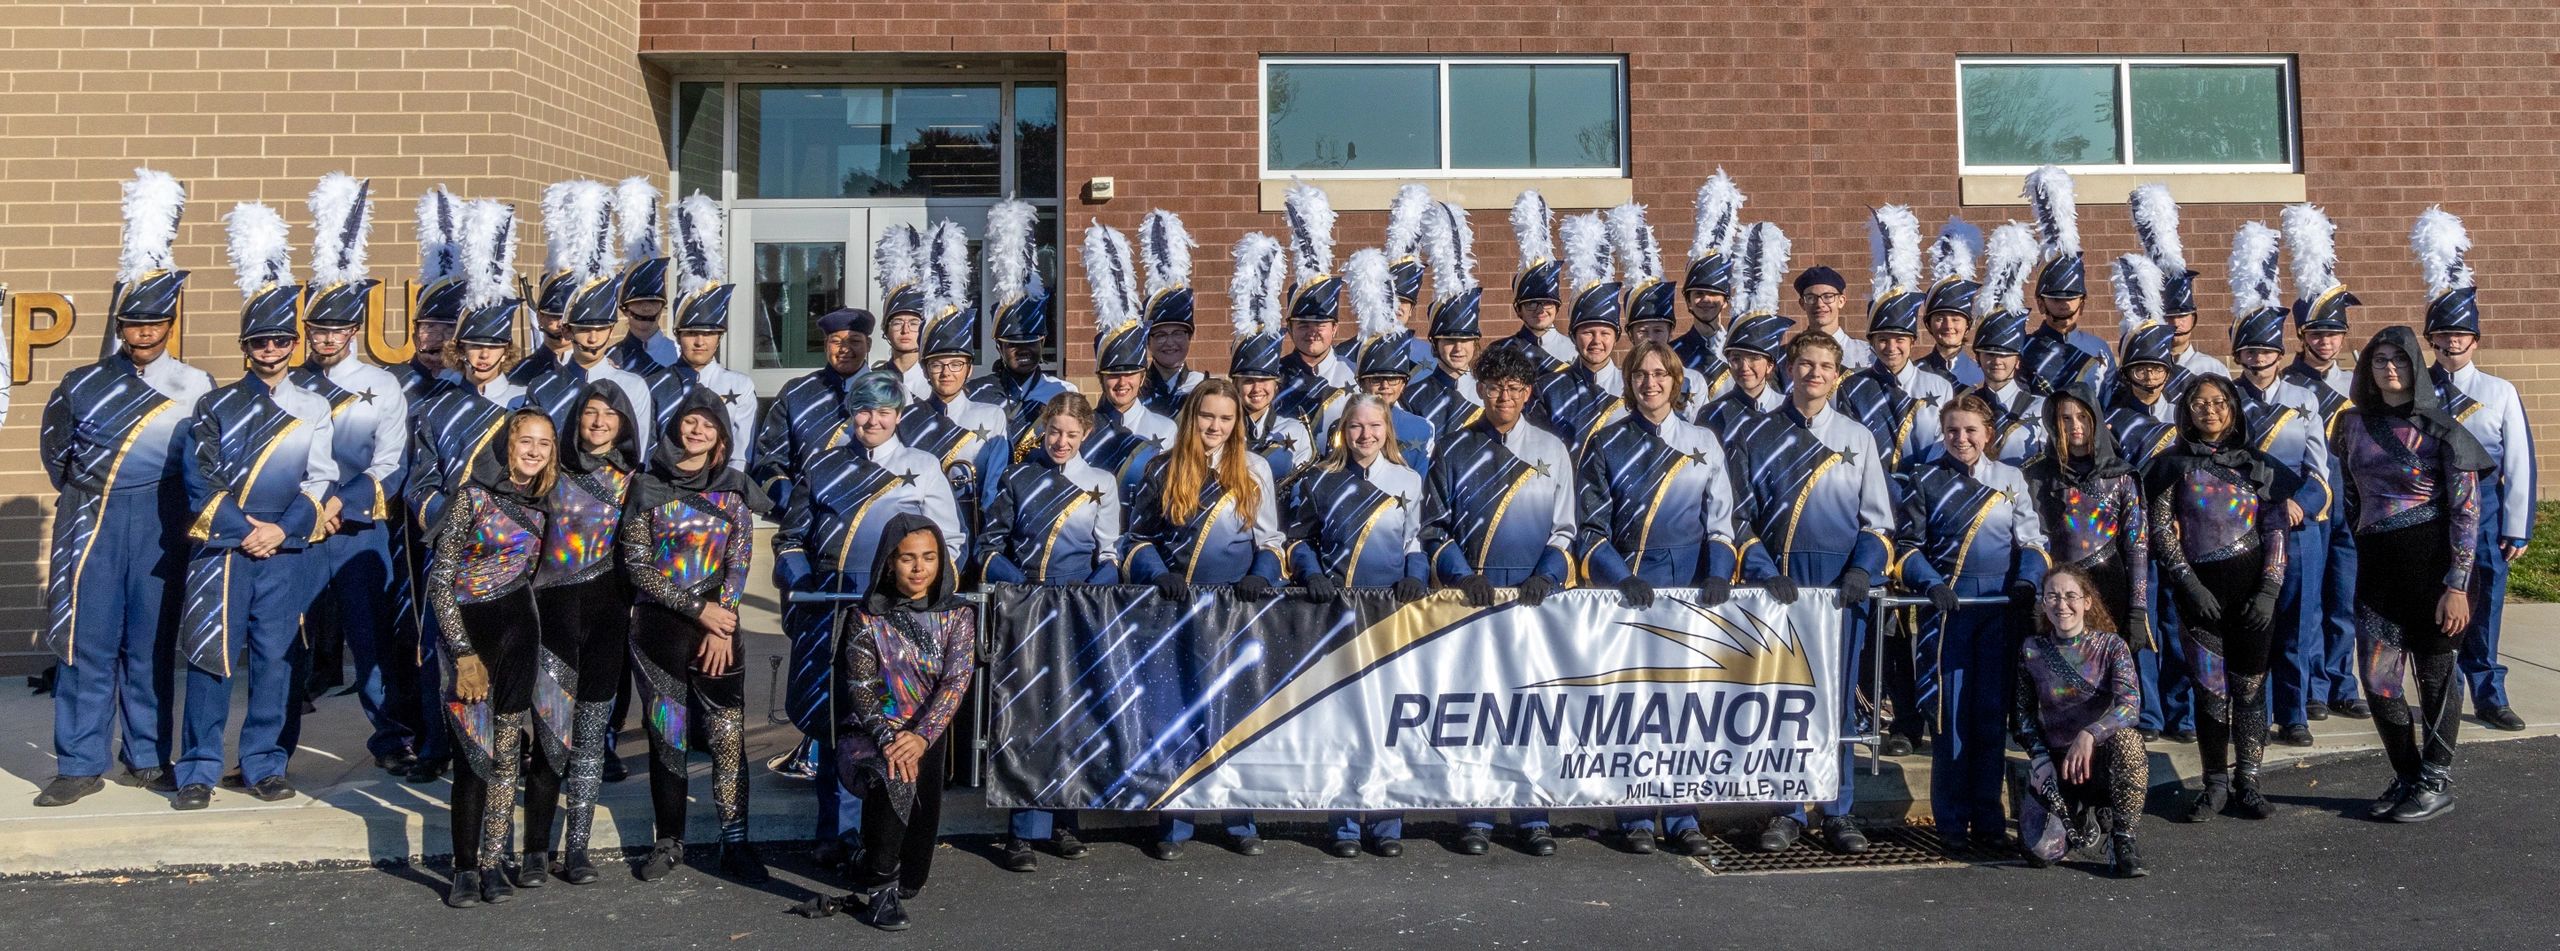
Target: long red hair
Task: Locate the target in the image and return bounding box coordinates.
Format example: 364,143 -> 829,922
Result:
1162,379 -> 1261,530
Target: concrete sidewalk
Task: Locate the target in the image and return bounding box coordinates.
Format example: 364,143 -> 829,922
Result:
6,584 -> 2555,876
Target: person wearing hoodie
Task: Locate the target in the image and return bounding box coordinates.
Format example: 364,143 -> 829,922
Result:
2024,385 -> 2156,682
622,390 -> 770,884
838,514 -> 976,931
2146,374 -> 2294,823
519,381 -> 641,887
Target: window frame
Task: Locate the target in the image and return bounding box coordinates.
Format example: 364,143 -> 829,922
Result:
1257,55 -> 1631,180
1953,55 -> 2300,177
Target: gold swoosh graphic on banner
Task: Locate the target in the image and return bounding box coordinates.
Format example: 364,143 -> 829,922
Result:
1519,599 -> 1815,688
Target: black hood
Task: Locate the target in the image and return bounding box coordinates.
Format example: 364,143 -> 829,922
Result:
2033,384 -> 2131,483
2147,373 -> 2290,505
644,385 -> 769,511
563,379 -> 642,476
863,512 -> 959,614
2350,325 -> 2495,473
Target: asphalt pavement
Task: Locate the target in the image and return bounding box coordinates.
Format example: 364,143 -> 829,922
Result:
5,736 -> 2553,951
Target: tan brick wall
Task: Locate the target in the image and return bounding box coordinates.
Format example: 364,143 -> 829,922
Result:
0,0 -> 667,649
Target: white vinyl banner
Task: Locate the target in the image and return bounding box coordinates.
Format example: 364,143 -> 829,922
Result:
1150,587 -> 1845,812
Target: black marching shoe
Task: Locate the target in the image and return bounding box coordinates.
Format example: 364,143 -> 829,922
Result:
125,766 -> 178,793
1152,840 -> 1185,862
1522,827 -> 1558,857
480,867 -> 514,904
2365,778 -> 2413,821
1002,838 -> 1040,872
2109,834 -> 2148,878
856,886 -> 911,932
2478,705 -> 2527,732
1051,828 -> 1090,860
172,784 -> 213,811
1823,815 -> 1871,854
2305,702 -> 2330,722
374,752 -> 418,775
2277,723 -> 2315,747
517,851 -> 550,888
405,757 -> 449,784
555,850 -> 600,885
1326,839 -> 1362,858
33,774 -> 105,807
600,754 -> 629,784
2160,728 -> 2197,744
1371,838 -> 1403,858
1673,828 -> 1713,857
1623,828 -> 1657,855
637,837 -> 684,881
248,775 -> 297,802
1231,835 -> 1267,857
2229,771 -> 2276,819
2389,772 -> 2455,823
1456,830 -> 1491,855
2336,699 -> 2373,720
2180,774 -> 2230,823
1881,734 -> 1916,757
897,884 -> 923,901
2136,728 -> 2159,742
717,841 -> 769,884
446,870 -> 483,908
1757,815 -> 1803,852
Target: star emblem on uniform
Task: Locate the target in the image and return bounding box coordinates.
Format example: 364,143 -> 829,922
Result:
720,390 -> 740,405
1690,450 -> 1714,465
1531,461 -> 1552,478
357,389 -> 377,404
1920,393 -> 1941,408
1841,447 -> 1860,466
1082,488 -> 1105,505
1274,435 -> 1297,451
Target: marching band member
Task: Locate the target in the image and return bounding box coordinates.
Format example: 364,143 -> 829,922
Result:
1285,393 -> 1429,858
2134,185 -> 2229,384
1136,209 -> 1207,416
1496,189 -> 1573,372
1419,343 -> 1580,856
1086,221 -> 1179,450
1727,332 -> 1891,855
1379,184 -> 1442,380
1124,377 -> 1285,859
2413,209 -> 2536,733
2012,565 -> 2150,877
2280,204 -> 2368,725
983,393 -> 1120,873
1698,224 -> 1794,441
1400,201 -> 1486,436
521,380 -> 640,887
1916,218 -> 1986,388
2226,222 -> 2335,749
1275,182 -> 1353,431
2336,326 -> 2490,823
969,199 -> 1079,450
607,176 -> 677,373
650,193 -> 756,467
1892,393 -> 2049,850
1835,206 -> 1956,472
37,170 -> 213,807
521,179 -> 654,460
1795,265 -> 1874,371
1229,233 -> 1314,479
428,408 -> 555,907
1671,170 -> 1744,392
749,306 -> 873,515
509,181 -> 588,387
2019,166 -> 2112,396
1345,249 -> 1437,475
900,220 -> 1013,532
625,389 -> 770,884
171,202 -> 340,809
838,515 -> 975,932
2110,256 -> 2193,741
1528,211 -> 1627,452
872,223 -> 933,399
1615,203 -> 1712,410
1968,223 -> 2045,466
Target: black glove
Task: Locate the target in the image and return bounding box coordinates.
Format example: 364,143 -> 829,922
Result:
2173,573 -> 2223,626
2007,581 -> 2040,608
2125,608 -> 2156,652
1928,583 -> 1960,615
1616,577 -> 1655,609
1151,573 -> 1187,601
1836,568 -> 1873,598
2236,590 -> 2278,635
1234,574 -> 1274,601
1764,576 -> 1799,604
1455,574 -> 1496,607
1699,576 -> 1733,606
1392,577 -> 1431,603
1301,573 -> 1340,604
1516,575 -> 1555,606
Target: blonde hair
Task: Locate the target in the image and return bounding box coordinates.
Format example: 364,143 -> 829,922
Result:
1163,379 -> 1262,530
502,409 -> 561,498
1319,394 -> 1406,474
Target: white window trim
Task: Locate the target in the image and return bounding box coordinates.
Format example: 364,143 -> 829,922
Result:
1954,55 -> 2299,176
1258,55 -> 1629,180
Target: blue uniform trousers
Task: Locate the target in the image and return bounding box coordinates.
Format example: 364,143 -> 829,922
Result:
1159,812 -> 1259,843
1329,811 -> 1404,842
2460,484 -> 2514,709
2269,520 -> 2326,728
307,523 -> 416,758
1926,575 -> 2014,843
1785,551 -> 1867,825
177,548 -> 313,789
1012,808 -> 1078,841
51,485 -> 187,777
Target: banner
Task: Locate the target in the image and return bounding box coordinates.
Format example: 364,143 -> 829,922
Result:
985,585 -> 1846,812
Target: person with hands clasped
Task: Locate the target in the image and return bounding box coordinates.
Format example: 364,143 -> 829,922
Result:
2012,565 -> 2150,877
835,516 -> 976,931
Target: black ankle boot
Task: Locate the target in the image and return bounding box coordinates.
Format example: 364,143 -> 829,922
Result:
518,851 -> 550,888
857,886 -> 911,931
717,841 -> 769,884
446,870 -> 484,908
2109,834 -> 2147,878
557,849 -> 600,885
2389,770 -> 2456,822
2366,777 -> 2414,821
637,837 -> 684,881
2181,773 -> 2230,823
2229,770 -> 2275,819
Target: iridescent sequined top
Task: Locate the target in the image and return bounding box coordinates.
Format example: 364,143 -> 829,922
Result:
536,465 -> 630,588
2146,444 -> 2287,586
839,601 -> 977,819
2011,628 -> 2141,755
620,482 -> 754,617
428,485 -> 547,658
2031,467 -> 2150,610
2336,408 -> 2481,590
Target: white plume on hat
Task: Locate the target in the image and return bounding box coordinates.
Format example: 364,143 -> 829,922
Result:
1138,209 -> 1195,298
119,168 -> 187,284
539,180 -> 576,274
306,172 -> 373,288
1737,221 -> 1791,318
924,218 -> 971,314
1347,247 -> 1399,340
1229,232 -> 1285,338
874,222 -> 922,297
1386,184 -> 1431,263
1282,179 -> 1337,284
1424,200 -> 1478,304
414,185 -> 463,287
1979,222 -> 2039,320
1868,204 -> 1921,298
458,199 -> 518,311
2409,206 -> 2474,299
1690,169 -> 1746,262
1511,189 -> 1554,271
615,176 -> 661,264
1930,217 -> 1981,286
224,202 -> 292,299
1560,212 -> 1612,291
2023,165 -> 2079,259
2281,203 -> 2340,303
672,191 -> 725,298
2112,253 -> 2165,337
2228,221 -> 2284,317
1082,220 -> 1141,335
1606,203 -> 1662,284
986,198 -> 1042,302
2129,183 -> 2186,276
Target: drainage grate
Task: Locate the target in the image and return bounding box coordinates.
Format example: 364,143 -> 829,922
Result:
1695,823 -> 2014,874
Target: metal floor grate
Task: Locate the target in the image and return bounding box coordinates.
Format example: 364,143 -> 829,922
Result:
1695,822 -> 2014,874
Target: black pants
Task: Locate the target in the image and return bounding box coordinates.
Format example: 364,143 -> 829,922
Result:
855,742 -> 947,893
632,602 -> 749,842
2185,552 -> 2272,778
447,592 -> 538,869
524,575 -> 628,853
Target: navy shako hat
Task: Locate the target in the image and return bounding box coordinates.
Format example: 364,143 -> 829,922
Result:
1358,330 -> 1419,379
301,172 -> 378,331
2226,220 -> 2288,353
2113,254 -> 2172,369
2411,207 -> 2481,337
2035,253 -> 2087,300
917,219 -> 979,361
921,305 -> 979,360
2128,183 -> 2198,318
1683,254 -> 1734,296
1513,260 -> 1562,305
668,191 -> 733,333
1973,310 -> 2029,354
675,284 -> 735,334
1605,201 -> 1676,327
1510,189 -> 1562,305
563,272 -> 624,328
411,185 -> 469,326
2426,285 -> 2480,337
1422,200 -> 1483,339
2120,322 -> 2176,368
984,200 -> 1051,345
612,177 -> 668,306
2159,270 -> 2201,317
617,256 -> 669,307
873,221 -> 929,320
1282,180 -> 1342,323
1923,217 -> 1983,318
1866,204 -> 1925,337
2284,202 -> 2357,334
112,169 -> 191,324
1683,170 -> 1746,296
1389,259 -> 1424,303
1723,313 -> 1794,361
1288,275 -> 1342,323
1145,286 -> 1195,329
1971,222 -> 2037,356
2231,308 -> 2289,353
1348,247 -> 1417,380
1720,221 -> 1793,359
2025,166 -> 2087,300
1228,232 -> 1289,379
1626,280 -> 1678,326
1084,219 -> 1150,374
1385,184 -> 1431,304
457,297 -> 521,347
535,272 -> 577,317
225,203 -> 300,342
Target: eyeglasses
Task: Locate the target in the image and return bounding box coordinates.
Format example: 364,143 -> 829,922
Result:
2039,591 -> 2088,605
2187,398 -> 2233,411
1800,292 -> 1845,306
1482,382 -> 1533,398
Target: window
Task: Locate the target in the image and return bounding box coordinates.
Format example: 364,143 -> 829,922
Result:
739,84 -> 1006,199
1262,57 -> 1626,178
1957,57 -> 2295,174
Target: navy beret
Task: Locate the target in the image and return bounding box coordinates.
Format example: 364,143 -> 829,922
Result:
819,307 -> 875,336
1793,266 -> 1846,295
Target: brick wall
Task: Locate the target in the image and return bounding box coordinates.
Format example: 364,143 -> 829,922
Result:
0,0 -> 667,648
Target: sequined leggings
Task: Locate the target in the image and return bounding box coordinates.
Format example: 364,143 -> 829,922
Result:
2062,730 -> 2150,835
2184,554 -> 2271,781
528,576 -> 630,856
631,602 -> 749,844
448,593 -> 538,871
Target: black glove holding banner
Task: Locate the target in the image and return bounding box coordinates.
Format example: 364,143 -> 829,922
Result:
1392,577 -> 1430,603
1516,575 -> 1555,606
1836,568 -> 1872,599
1151,573 -> 1187,601
1234,574 -> 1274,601
1617,577 -> 1655,608
1764,576 -> 1799,604
1455,574 -> 1496,607
1301,573 -> 1340,604
1698,576 -> 1732,606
